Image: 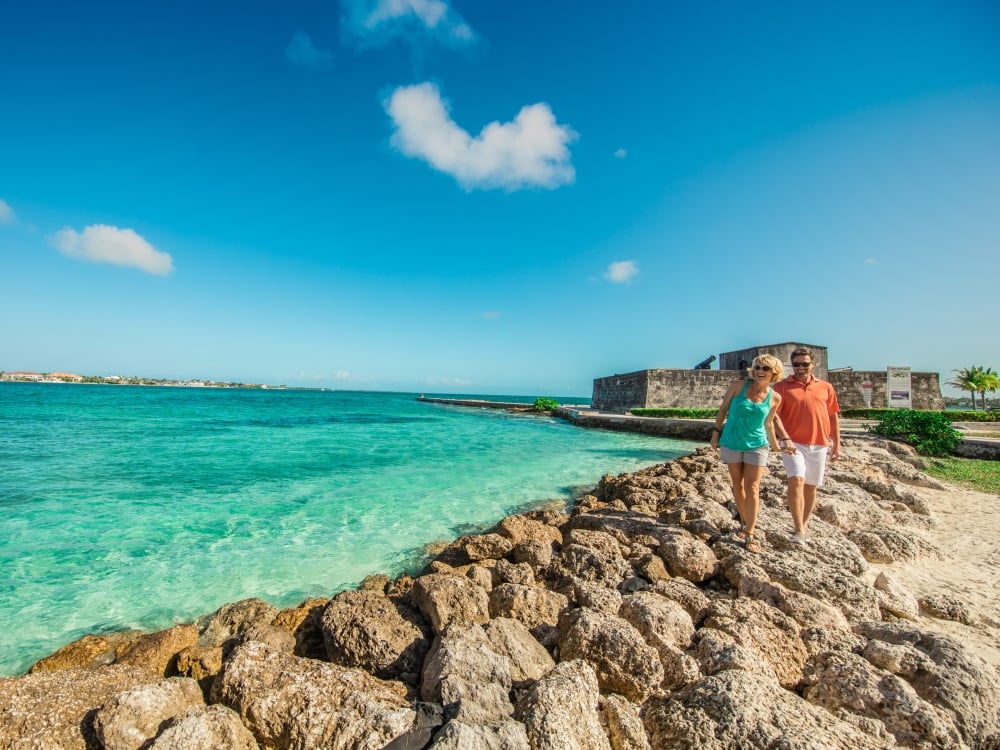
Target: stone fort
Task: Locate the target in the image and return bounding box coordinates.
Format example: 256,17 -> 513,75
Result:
591,341 -> 945,413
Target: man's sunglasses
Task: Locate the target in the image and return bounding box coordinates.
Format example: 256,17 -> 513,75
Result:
792,361 -> 812,367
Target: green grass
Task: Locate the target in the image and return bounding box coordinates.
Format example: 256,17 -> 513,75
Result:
923,457 -> 1000,495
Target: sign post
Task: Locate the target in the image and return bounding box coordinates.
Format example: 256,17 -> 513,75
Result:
887,367 -> 912,409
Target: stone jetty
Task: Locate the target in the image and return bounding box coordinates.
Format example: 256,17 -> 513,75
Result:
2,438 -> 999,749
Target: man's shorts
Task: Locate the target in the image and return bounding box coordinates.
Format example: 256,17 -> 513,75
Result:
719,445 -> 770,467
781,443 -> 829,486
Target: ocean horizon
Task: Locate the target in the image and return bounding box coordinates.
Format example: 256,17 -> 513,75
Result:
0,382 -> 696,676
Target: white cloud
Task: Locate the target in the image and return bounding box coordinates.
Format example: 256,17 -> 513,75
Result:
333,370 -> 352,380
865,257 -> 877,265
50,224 -> 174,275
423,376 -> 472,387
614,148 -> 627,159
384,82 -> 577,191
604,260 -> 639,283
285,32 -> 333,69
0,199 -> 16,225
482,310 -> 500,319
342,0 -> 477,48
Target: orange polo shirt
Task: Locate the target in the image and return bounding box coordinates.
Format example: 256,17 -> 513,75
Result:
773,375 -> 840,447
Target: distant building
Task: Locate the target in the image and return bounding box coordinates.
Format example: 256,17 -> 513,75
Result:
591,341 -> 944,412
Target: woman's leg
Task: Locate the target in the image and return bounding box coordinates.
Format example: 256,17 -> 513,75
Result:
726,462 -> 747,527
740,462 -> 767,537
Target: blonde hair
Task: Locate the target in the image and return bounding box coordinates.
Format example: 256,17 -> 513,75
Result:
752,354 -> 783,383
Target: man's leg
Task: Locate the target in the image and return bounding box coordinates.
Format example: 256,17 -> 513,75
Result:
787,475 -> 806,533
801,484 -> 818,531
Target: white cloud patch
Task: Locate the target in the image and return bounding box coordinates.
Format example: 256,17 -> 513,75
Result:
342,0 -> 477,49
604,260 -> 638,283
384,82 -> 577,191
286,32 -> 333,68
482,310 -> 500,320
0,199 -> 16,225
865,257 -> 877,265
50,224 -> 174,275
424,376 -> 472,387
614,148 -> 627,159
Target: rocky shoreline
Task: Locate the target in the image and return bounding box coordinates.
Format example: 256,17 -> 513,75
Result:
2,438 -> 999,749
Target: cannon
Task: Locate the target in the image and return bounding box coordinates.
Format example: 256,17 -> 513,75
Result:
693,355 -> 716,370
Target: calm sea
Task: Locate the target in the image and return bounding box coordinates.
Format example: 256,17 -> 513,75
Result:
0,383 -> 695,676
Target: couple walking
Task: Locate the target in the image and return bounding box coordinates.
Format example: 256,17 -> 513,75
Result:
709,348 -> 840,553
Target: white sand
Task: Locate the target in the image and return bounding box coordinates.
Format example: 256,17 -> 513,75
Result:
866,481 -> 1000,667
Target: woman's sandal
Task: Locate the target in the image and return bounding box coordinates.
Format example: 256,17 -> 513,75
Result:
745,534 -> 761,554
735,527 -> 749,541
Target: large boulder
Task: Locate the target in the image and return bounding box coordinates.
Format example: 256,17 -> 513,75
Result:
92,677 -> 205,750
211,641 -> 412,749
420,625 -> 512,723
197,598 -> 279,647
320,589 -> 431,685
147,704 -> 259,749
0,665 -> 154,750
557,608 -> 663,703
412,574 -> 491,634
515,660 -> 611,750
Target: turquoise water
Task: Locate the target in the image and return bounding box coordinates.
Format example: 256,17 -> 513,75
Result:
0,383 -> 695,676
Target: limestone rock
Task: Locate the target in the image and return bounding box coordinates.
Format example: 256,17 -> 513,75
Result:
642,669 -> 894,750
549,543 -> 632,589
197,598 -> 279,647
427,719 -> 529,749
493,514 -> 563,547
855,621 -> 1000,749
515,660 -> 612,750
649,578 -> 711,624
271,597 -> 328,659
463,533 -> 514,562
700,598 -> 808,688
93,677 -> 204,750
0,664 -> 153,750
873,571 -> 921,620
493,558 -> 535,586
919,593 -> 973,624
694,628 -> 778,681
802,650 -> 963,748
147,704 -> 259,749
564,528 -> 624,558
573,580 -> 623,614
413,574 -> 491,634
320,589 -> 431,685
174,644 -> 223,696
211,640 -> 412,749
28,631 -> 143,674
512,539 -> 553,570
483,617 -> 555,689
557,607 -> 663,703
601,693 -> 651,750
488,583 -> 568,636
420,625 -> 512,723
656,528 -> 720,583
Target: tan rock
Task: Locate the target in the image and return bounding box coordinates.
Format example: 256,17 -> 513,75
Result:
117,624 -> 199,676
515,660 -> 611,750
28,631 -> 143,673
413,574 -> 491,634
93,677 -> 204,750
147,704 -> 259,749
483,617 -> 555,689
197,598 -> 279,647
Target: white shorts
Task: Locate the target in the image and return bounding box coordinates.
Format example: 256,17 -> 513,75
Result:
781,443 -> 829,486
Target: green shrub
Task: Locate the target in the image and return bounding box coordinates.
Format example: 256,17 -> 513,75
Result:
842,408 -> 1000,422
865,410 -> 962,456
532,397 -> 561,412
630,408 -> 719,419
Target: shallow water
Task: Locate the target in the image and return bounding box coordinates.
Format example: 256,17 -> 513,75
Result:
0,383 -> 695,675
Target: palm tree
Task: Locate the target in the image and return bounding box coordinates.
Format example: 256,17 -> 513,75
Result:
947,366 -> 985,410
978,367 -> 1000,411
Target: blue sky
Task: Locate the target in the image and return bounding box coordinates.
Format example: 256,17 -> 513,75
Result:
2,0 -> 998,397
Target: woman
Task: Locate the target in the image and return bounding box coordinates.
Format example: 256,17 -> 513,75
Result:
710,354 -> 796,553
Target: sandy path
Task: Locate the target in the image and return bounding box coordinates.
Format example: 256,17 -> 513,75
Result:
866,480 -> 1000,667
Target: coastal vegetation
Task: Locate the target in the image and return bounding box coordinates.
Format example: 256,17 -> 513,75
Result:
864,410 -> 962,457
923,456 -> 1000,494
531,397 -> 561,412
842,408 -> 1000,422
630,408 -> 718,419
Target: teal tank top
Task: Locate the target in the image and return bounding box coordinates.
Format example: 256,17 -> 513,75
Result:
719,382 -> 770,451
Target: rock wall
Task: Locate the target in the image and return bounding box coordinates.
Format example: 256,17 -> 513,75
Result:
593,369 -> 945,412
829,370 -> 946,411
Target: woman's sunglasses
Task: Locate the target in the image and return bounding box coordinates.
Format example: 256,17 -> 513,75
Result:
752,364 -> 772,372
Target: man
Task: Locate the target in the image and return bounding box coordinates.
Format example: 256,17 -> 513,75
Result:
773,348 -> 840,545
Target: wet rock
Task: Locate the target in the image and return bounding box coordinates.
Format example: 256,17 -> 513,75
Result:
197,598 -> 279,648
